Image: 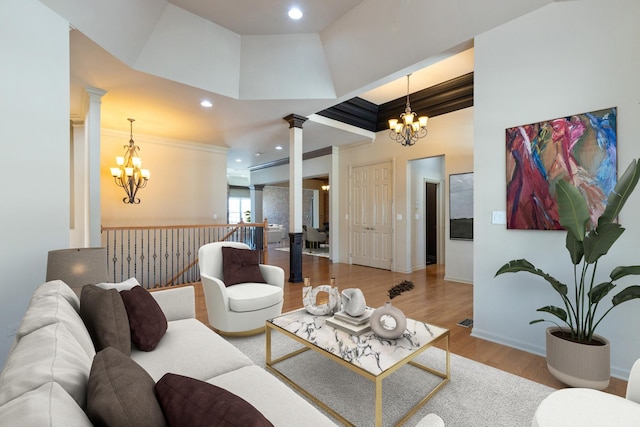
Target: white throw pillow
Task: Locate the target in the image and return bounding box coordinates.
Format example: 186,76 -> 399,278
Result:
95,277 -> 140,291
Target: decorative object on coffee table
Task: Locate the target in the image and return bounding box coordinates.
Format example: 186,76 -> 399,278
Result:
370,301 -> 407,339
341,288 -> 367,317
302,278 -> 340,316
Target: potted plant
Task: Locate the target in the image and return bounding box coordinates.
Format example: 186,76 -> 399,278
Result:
495,159 -> 640,389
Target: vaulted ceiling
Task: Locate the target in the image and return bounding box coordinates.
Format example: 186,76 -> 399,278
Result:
39,0 -> 554,177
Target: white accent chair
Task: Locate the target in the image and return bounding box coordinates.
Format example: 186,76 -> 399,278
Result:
532,358 -> 640,426
198,242 -> 284,336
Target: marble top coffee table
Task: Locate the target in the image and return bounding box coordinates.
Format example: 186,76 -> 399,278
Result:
266,308 -> 450,427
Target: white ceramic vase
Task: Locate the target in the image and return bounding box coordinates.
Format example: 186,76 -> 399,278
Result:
370,301 -> 407,339
341,288 -> 367,317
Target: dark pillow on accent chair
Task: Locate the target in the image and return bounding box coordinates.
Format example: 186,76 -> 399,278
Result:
155,373 -> 273,427
221,246 -> 266,287
87,347 -> 167,427
120,286 -> 167,351
80,284 -> 131,355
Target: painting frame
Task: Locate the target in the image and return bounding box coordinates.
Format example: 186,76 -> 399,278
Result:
449,172 -> 474,240
505,107 -> 617,230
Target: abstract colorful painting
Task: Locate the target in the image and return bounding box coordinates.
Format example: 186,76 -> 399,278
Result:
506,107 -> 617,230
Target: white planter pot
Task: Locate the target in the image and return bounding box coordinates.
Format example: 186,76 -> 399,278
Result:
546,327 -> 610,390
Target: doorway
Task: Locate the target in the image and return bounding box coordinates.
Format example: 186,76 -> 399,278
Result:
425,182 -> 438,265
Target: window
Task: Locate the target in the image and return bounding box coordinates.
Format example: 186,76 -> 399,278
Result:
228,197 -> 251,224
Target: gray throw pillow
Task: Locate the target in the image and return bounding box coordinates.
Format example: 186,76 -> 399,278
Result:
86,347 -> 167,427
80,284 -> 131,355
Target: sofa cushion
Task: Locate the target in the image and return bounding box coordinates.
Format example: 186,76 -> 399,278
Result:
226,283 -> 283,313
155,373 -> 273,427
130,319 -> 254,382
32,280 -> 81,311
0,382 -> 92,427
120,285 -> 168,351
80,284 -> 131,355
86,347 -> 167,427
17,280 -> 95,358
208,365 -> 337,427
0,323 -> 92,407
222,246 -> 266,286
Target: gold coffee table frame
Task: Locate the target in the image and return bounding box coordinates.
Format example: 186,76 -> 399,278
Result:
265,313 -> 450,427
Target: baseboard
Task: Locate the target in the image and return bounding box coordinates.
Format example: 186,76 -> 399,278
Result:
471,328 -> 631,381
443,275 -> 473,285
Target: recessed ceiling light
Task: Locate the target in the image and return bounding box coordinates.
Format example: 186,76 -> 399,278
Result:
288,7 -> 302,20
200,100 -> 213,108
275,145 -> 283,150
254,152 -> 262,157
235,158 -> 242,162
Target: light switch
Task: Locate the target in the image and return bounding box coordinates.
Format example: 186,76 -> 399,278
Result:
396,214 -> 403,221
492,211 -> 506,225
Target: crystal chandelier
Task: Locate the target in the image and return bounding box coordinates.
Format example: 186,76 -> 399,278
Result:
110,118 -> 150,204
388,74 -> 428,146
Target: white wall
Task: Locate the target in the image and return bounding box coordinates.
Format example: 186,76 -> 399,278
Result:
101,130 -> 228,226
338,107 -> 474,278
473,0 -> 640,379
0,0 -> 70,366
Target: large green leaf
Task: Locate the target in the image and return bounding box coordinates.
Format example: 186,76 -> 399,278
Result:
556,180 -> 590,241
612,285 -> 640,306
583,223 -> 624,264
610,265 -> 640,281
588,281 -> 615,304
495,259 -> 568,296
599,159 -> 640,226
565,232 -> 584,265
536,305 -> 568,322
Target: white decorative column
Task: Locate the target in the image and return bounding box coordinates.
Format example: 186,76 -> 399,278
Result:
85,86 -> 107,247
70,119 -> 85,247
284,114 -> 307,283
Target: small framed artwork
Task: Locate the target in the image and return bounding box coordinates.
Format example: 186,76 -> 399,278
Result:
450,172 -> 474,240
505,107 -> 617,230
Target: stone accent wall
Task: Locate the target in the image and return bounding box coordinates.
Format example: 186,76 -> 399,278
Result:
263,186 -> 316,235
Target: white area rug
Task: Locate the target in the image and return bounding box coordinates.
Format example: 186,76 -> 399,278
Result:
226,331 -> 554,427
274,245 -> 330,258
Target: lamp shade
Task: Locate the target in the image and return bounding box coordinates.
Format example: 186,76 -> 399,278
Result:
46,247 -> 108,289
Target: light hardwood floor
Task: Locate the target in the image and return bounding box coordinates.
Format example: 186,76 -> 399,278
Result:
192,246 -> 627,397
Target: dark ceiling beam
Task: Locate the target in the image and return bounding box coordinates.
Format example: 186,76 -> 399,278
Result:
317,72 -> 474,133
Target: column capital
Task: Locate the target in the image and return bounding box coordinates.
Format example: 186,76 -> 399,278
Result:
250,184 -> 266,191
283,114 -> 308,129
85,86 -> 107,99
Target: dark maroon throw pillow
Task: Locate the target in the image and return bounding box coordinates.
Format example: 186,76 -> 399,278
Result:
221,246 -> 266,287
155,373 -> 273,427
120,286 -> 167,351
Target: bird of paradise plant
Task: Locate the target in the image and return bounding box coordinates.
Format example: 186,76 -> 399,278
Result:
496,159 -> 640,343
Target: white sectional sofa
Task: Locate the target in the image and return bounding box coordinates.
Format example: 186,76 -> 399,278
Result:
0,280 -> 337,426
266,224 -> 286,244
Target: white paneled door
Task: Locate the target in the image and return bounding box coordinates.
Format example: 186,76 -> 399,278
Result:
350,161 -> 393,270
